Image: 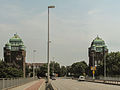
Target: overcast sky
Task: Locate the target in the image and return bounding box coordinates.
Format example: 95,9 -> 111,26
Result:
0,0 -> 120,66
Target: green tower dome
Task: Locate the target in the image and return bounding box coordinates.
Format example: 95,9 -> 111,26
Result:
5,33 -> 26,51
92,36 -> 105,46
9,34 -> 22,42
90,36 -> 107,52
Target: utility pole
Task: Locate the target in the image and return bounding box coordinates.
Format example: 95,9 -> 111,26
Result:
53,57 -> 55,76
23,56 -> 25,78
33,50 -> 36,78
103,47 -> 106,79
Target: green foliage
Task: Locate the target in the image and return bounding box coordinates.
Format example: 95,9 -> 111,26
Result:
106,52 -> 120,76
94,52 -> 120,77
60,66 -> 66,77
39,64 -> 47,77
36,61 -> 62,77
71,61 -> 88,77
95,65 -> 104,76
50,61 -> 61,76
0,61 -> 23,78
66,66 -> 71,76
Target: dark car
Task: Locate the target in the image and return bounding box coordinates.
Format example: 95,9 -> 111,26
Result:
51,77 -> 56,80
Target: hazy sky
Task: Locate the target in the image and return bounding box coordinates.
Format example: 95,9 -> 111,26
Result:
0,0 -> 120,66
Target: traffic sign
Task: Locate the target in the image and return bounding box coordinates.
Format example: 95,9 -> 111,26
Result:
91,66 -> 96,70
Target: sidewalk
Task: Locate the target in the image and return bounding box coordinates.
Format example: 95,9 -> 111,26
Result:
9,79 -> 45,90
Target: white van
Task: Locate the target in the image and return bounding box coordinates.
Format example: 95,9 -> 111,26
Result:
78,76 -> 85,81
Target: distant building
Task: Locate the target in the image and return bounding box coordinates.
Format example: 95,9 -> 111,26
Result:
4,34 -> 26,77
26,63 -> 45,69
88,36 -> 108,67
26,62 -> 45,77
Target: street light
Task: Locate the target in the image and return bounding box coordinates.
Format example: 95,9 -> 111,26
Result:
103,47 -> 106,79
47,5 -> 55,83
92,52 -> 95,80
33,50 -> 36,78
52,57 -> 55,76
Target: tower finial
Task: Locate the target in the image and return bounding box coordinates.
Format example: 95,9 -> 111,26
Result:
14,32 -> 17,36
97,35 -> 99,37
14,33 -> 19,38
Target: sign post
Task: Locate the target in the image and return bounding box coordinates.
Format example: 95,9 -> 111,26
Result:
91,66 -> 96,80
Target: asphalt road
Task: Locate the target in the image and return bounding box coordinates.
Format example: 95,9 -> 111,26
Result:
51,78 -> 120,90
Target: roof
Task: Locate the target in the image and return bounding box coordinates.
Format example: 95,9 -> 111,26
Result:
9,34 -> 22,42
4,33 -> 26,51
92,36 -> 105,46
89,36 -> 108,52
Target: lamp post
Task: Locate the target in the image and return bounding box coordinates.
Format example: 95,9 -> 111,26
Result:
103,47 -> 106,79
47,6 -> 55,83
33,50 -> 36,78
52,57 -> 55,76
92,52 -> 95,80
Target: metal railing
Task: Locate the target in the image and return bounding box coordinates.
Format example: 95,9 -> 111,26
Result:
99,77 -> 120,81
0,77 -> 38,90
85,76 -> 120,85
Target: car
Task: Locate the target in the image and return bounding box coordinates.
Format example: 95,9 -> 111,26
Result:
78,76 -> 85,81
51,76 -> 56,80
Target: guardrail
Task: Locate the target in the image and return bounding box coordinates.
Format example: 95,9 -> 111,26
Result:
0,77 -> 38,90
86,77 -> 120,85
100,77 -> 120,81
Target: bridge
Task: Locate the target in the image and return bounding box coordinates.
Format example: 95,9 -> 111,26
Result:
1,77 -> 120,90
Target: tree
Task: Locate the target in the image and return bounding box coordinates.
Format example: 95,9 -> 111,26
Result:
0,61 -> 23,78
66,66 -> 72,76
106,52 -> 120,76
71,61 -> 88,77
95,64 -> 104,77
94,52 -> 120,77
50,61 -> 61,76
37,64 -> 47,77
60,66 -> 66,77
36,61 -> 61,77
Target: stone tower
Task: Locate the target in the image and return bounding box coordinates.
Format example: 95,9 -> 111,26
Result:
88,36 -> 108,67
4,34 -> 26,77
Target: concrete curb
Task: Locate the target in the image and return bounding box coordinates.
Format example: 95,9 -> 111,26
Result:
51,83 -> 58,90
39,80 -> 45,90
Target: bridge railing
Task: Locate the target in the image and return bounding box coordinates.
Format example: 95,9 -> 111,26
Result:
99,77 -> 120,81
85,76 -> 120,85
0,77 -> 38,90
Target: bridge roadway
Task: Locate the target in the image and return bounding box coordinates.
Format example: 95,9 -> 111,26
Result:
51,78 -> 120,90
